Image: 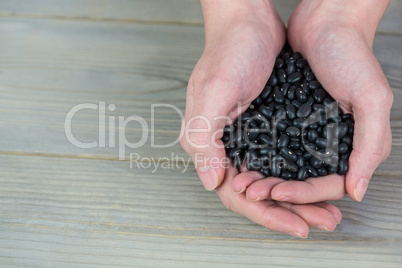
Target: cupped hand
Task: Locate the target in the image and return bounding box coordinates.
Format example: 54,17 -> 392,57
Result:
180,1 -> 341,237
247,0 -> 393,205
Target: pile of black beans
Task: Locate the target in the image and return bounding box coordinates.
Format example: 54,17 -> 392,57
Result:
222,45 -> 354,181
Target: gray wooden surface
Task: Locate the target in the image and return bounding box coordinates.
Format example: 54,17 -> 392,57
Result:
1,0 -> 402,267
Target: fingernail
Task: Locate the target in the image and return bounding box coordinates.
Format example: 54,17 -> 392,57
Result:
198,166 -> 218,191
233,187 -> 246,194
246,196 -> 261,202
317,224 -> 333,231
354,178 -> 369,202
272,195 -> 290,201
292,232 -> 308,238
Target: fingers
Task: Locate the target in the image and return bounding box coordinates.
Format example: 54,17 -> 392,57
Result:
245,177 -> 287,201
270,174 -> 346,204
180,79 -> 237,191
216,167 -> 310,237
276,202 -> 339,231
231,171 -> 265,193
346,91 -> 393,201
314,202 -> 342,224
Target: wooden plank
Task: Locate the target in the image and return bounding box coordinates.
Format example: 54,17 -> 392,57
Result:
1,154 -> 402,267
0,18 -> 402,165
0,0 -> 205,25
0,0 -> 400,34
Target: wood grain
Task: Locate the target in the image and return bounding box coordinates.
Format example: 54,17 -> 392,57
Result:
0,1 -> 402,267
1,154 -> 402,267
0,0 -> 400,34
0,17 -> 402,164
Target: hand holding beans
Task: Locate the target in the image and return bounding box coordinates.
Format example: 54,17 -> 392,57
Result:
180,0 -> 393,237
264,0 -> 393,205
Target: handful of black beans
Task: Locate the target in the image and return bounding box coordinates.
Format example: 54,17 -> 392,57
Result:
222,45 -> 354,181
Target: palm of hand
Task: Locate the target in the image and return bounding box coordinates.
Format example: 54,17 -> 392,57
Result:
242,3 -> 393,205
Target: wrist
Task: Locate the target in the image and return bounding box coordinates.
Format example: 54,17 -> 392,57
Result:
305,0 -> 390,43
200,0 -> 278,40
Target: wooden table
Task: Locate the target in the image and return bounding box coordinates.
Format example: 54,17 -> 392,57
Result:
1,1 -> 402,266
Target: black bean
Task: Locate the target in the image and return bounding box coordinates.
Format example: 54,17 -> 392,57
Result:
287,63 -> 296,75
296,89 -> 308,103
271,155 -> 283,177
327,164 -> 338,174
275,58 -> 284,69
260,86 -> 272,100
338,122 -> 348,139
287,86 -> 296,100
283,160 -> 299,173
234,154 -> 243,168
342,135 -> 353,146
233,129 -> 244,145
277,134 -> 290,148
305,72 -> 315,82
275,107 -> 287,120
330,115 -> 342,123
295,58 -> 307,69
338,143 -> 348,154
322,98 -> 333,106
301,83 -> 309,94
317,168 -> 328,176
305,165 -> 318,177
273,86 -> 285,104
286,104 -> 296,119
282,52 -> 291,60
307,130 -> 319,143
286,126 -> 301,137
239,139 -> 248,149
288,142 -> 300,150
310,156 -> 324,169
258,134 -> 271,145
313,88 -> 326,103
280,147 -> 298,162
284,118 -> 293,127
312,104 -> 326,113
267,74 -> 278,87
293,118 -> 307,129
308,81 -> 321,90
290,137 -> 299,142
309,122 -> 319,130
277,69 -> 287,84
246,128 -> 259,141
281,170 -> 294,180
297,167 -> 308,181
258,104 -> 273,119
229,147 -> 242,158
252,96 -> 262,106
281,83 -> 290,95
276,121 -> 287,131
341,150 -> 351,159
247,159 -> 261,171
259,147 -> 276,156
297,156 -> 306,167
287,72 -> 302,83
342,113 -> 352,120
315,138 -> 327,149
297,103 -> 312,118
291,100 -> 303,109
338,159 -> 348,175
260,168 -> 271,177
306,96 -> 314,106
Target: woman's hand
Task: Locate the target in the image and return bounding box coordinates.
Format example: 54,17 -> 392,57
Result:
251,0 -> 393,205
180,0 -> 342,237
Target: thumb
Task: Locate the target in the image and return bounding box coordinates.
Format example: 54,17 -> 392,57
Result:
180,82 -> 238,191
346,94 -> 392,201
